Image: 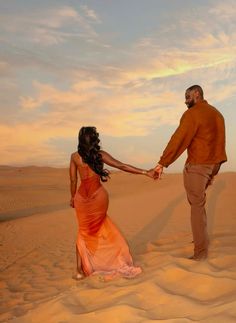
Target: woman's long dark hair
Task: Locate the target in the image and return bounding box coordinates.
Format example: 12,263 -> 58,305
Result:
78,126 -> 109,182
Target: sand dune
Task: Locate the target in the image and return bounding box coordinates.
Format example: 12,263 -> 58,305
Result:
0,168 -> 235,322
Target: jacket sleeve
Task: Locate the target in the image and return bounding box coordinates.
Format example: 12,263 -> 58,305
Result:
158,111 -> 197,167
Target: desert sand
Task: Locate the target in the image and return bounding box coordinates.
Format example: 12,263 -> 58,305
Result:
0,166 -> 236,323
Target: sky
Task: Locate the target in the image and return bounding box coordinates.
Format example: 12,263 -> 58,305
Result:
0,0 -> 235,172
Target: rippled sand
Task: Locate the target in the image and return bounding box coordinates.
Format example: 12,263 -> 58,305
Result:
0,167 -> 235,322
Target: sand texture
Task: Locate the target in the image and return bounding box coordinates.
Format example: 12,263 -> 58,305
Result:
0,167 -> 235,322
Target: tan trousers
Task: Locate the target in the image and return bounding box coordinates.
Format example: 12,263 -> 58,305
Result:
183,163 -> 221,256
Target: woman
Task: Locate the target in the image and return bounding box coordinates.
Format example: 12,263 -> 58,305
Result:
70,126 -> 153,280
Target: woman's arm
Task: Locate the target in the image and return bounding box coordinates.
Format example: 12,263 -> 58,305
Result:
100,150 -> 153,177
69,154 -> 78,207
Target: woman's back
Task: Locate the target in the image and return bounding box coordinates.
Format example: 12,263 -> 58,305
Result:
72,152 -> 101,199
71,152 -> 98,180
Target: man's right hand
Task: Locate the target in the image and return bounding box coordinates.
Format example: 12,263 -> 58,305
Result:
153,164 -> 164,180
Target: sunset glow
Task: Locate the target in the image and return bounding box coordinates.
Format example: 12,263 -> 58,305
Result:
1,0 -> 236,171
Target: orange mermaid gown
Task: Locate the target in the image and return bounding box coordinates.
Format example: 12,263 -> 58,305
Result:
74,163 -> 142,279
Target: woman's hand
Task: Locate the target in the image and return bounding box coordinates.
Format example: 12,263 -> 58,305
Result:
145,169 -> 155,178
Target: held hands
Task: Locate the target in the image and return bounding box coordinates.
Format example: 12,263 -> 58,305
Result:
143,169 -> 156,178
153,164 -> 163,179
148,164 -> 164,180
142,169 -> 160,179
142,165 -> 163,180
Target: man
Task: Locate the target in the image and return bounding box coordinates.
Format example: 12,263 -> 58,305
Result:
153,85 -> 227,260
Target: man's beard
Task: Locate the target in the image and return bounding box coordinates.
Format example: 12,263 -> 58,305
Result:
187,99 -> 195,109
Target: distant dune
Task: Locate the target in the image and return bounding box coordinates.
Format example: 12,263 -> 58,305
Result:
0,167 -> 235,322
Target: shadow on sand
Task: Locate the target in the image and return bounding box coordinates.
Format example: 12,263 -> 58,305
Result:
0,203 -> 69,222
131,193 -> 186,253
130,178 -> 225,255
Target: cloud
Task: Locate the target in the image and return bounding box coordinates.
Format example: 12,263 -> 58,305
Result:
1,0 -> 236,167
19,78 -> 183,131
132,12 -> 236,82
0,5 -> 101,46
209,1 -> 236,21
0,95 -> 182,165
208,82 -> 236,104
0,61 -> 11,75
121,50 -> 235,83
81,5 -> 101,23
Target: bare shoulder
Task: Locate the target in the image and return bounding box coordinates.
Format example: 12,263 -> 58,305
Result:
71,151 -> 77,160
71,152 -> 81,163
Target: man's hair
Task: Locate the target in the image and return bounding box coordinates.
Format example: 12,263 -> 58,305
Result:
186,85 -> 204,98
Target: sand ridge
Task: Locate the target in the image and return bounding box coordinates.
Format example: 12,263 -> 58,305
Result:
0,168 -> 235,322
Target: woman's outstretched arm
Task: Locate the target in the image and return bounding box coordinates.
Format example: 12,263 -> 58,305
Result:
69,154 -> 78,207
100,150 -> 154,178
